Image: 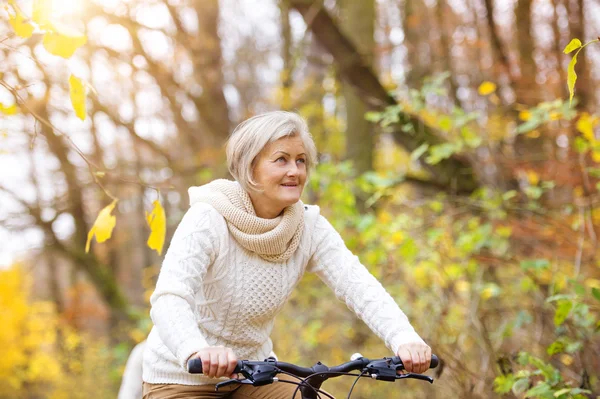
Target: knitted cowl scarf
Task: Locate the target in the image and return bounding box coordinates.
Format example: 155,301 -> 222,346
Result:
188,179 -> 304,263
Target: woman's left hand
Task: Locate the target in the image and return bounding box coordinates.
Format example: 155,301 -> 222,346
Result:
396,341 -> 432,374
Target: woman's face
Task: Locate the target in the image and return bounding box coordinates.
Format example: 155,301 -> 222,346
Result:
250,135 -> 307,218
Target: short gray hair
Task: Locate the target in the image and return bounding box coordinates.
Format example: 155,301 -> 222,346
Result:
226,111 -> 318,192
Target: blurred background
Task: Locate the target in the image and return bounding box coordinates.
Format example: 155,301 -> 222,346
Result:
1,0 -> 599,397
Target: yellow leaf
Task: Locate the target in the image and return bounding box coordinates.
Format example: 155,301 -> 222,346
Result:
32,0 -> 52,29
0,103 -> 18,115
563,38 -> 582,54
519,110 -> 531,121
584,278 -> 600,289
576,113 -> 598,142
391,231 -> 405,245
549,111 -> 561,121
69,75 -> 86,120
526,130 -> 540,138
560,354 -> 573,366
478,81 -> 497,96
42,22 -> 86,59
5,3 -> 35,38
85,200 -> 117,252
455,280 -> 470,293
146,200 -> 166,255
593,151 -> 600,163
567,52 -> 578,106
526,170 -> 539,185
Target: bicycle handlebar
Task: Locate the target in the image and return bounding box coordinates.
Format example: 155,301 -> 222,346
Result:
188,354 -> 439,399
188,354 -> 439,376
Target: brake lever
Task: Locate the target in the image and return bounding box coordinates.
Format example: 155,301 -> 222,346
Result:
396,373 -> 434,384
215,378 -> 247,391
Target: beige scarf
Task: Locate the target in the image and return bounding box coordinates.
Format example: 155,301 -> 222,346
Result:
188,179 -> 304,263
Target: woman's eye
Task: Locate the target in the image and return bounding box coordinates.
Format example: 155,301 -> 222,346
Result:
276,157 -> 286,162
297,158 -> 306,164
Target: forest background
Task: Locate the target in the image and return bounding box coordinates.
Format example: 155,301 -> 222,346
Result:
1,0 -> 599,398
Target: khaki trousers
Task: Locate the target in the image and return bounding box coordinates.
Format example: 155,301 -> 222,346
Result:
142,374 -> 334,399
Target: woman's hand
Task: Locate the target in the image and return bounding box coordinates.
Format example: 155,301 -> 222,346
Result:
189,346 -> 238,379
396,341 -> 432,374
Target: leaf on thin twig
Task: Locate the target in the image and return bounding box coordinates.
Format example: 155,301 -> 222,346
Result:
86,200 -> 118,253
146,200 -> 166,255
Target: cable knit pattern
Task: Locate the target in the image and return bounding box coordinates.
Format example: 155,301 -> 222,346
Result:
142,201 -> 423,386
188,179 -> 304,263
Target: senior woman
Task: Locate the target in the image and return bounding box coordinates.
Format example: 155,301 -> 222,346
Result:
142,111 -> 431,398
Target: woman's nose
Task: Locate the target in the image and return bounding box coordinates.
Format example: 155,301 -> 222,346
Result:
287,164 -> 299,176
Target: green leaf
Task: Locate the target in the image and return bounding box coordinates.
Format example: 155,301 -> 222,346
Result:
494,374 -> 516,394
520,259 -> 550,271
592,287 -> 600,302
546,340 -> 564,355
567,52 -> 578,106
425,143 -> 460,165
574,137 -> 589,153
565,341 -> 582,353
563,38 -> 582,54
365,111 -> 383,123
553,388 -> 571,397
503,190 -> 517,201
512,378 -> 530,395
587,168 -> 600,178
410,143 -> 429,162
438,116 -> 452,131
554,300 -> 573,326
517,118 -> 542,134
525,382 -> 553,398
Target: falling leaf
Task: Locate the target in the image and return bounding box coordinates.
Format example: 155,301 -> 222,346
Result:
563,38 -> 582,54
567,52 -> 578,106
69,75 -> 86,120
85,200 -> 118,253
478,81 -> 497,96
42,21 -> 87,59
32,0 -> 52,29
0,103 -> 18,115
5,3 -> 35,38
146,200 -> 166,255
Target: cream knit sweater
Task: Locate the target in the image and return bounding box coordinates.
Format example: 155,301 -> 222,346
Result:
142,187 -> 424,386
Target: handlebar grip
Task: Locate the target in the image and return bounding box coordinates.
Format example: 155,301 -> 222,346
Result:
187,358 -> 204,373
187,358 -> 244,374
391,354 -> 439,369
430,355 -> 439,368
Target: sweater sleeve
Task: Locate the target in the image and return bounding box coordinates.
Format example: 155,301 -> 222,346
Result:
307,215 -> 425,355
149,203 -> 220,370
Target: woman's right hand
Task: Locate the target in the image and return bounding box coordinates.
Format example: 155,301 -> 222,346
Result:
189,346 -> 238,379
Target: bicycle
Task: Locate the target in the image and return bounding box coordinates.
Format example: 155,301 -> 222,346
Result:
188,353 -> 439,399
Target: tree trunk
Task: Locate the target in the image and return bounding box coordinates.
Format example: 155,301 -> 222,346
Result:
483,0 -> 516,96
435,0 -> 461,107
514,0 -> 538,105
191,0 -> 231,147
338,0 -> 375,176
